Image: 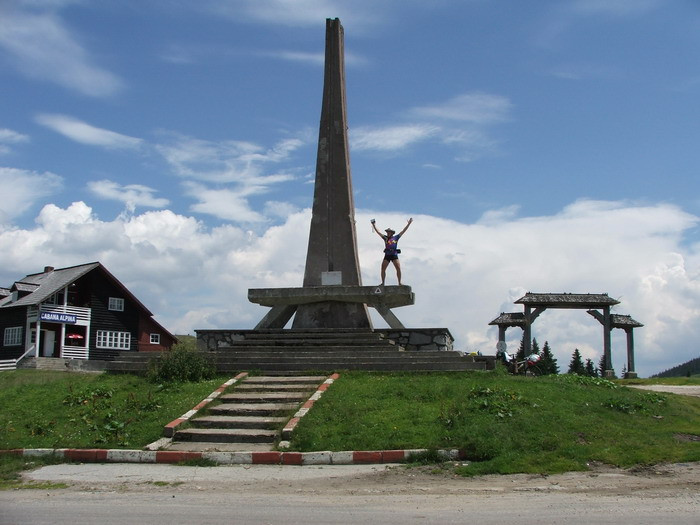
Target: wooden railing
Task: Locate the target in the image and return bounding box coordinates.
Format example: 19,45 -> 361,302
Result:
0,344 -> 37,372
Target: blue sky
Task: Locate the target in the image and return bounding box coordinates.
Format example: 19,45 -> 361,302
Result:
1,0 -> 699,376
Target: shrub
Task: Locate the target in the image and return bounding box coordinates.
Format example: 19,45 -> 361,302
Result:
147,341 -> 215,383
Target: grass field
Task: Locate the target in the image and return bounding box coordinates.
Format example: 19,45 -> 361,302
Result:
1,369 -> 698,479
287,370 -> 700,476
0,370 -> 227,450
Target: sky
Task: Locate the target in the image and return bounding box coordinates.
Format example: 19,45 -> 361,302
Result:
1,0 -> 700,377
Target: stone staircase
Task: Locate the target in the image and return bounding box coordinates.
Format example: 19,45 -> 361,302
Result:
106,330 -> 492,374
211,330 -> 489,373
168,375 -> 325,451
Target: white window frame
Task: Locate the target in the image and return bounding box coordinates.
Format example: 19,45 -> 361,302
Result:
96,330 -> 131,350
3,326 -> 22,346
149,333 -> 160,344
108,297 -> 124,312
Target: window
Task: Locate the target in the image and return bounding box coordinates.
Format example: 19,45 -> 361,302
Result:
108,297 -> 124,312
3,326 -> 22,346
96,330 -> 131,350
149,333 -> 160,344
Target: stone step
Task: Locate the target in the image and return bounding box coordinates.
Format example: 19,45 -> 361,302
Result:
217,362 -> 487,372
189,415 -> 287,429
234,383 -> 319,392
174,428 -> 277,443
218,392 -> 309,403
208,402 -> 300,416
215,355 -> 472,364
242,375 -> 327,383
216,345 -> 398,353
246,328 -> 380,335
225,338 -> 395,347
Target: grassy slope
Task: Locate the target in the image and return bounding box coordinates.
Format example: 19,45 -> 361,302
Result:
0,370 -> 226,450
288,371 -> 700,475
1,369 -> 698,477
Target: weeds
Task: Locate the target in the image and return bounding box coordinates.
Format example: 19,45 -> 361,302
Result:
288,370 -> 700,475
0,370 -> 225,450
147,343 -> 215,383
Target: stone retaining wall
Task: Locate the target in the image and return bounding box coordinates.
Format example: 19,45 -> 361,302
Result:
17,357 -> 106,372
196,328 -> 454,352
375,328 -> 454,352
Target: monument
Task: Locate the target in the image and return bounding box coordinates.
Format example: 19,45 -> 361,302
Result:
248,18 -> 414,330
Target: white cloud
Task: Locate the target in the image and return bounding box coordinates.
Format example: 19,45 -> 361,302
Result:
1,198 -> 698,377
352,124 -> 439,152
88,180 -> 170,211
410,93 -> 512,124
155,134 -> 300,222
183,181 -> 267,223
35,114 -> 143,149
205,0 -> 375,28
0,5 -> 122,97
351,92 -> 511,160
0,167 -> 63,223
0,128 -> 30,155
156,134 -> 301,184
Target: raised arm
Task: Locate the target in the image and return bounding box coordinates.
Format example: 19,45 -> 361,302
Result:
398,218 -> 413,237
371,220 -> 385,239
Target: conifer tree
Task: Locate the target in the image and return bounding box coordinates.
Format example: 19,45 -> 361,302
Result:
597,353 -> 616,378
568,348 -> 586,375
516,334 -> 526,361
584,358 -> 597,377
598,353 -> 607,377
539,341 -> 560,375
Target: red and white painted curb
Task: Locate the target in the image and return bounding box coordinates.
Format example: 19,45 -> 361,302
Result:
1,371 -> 467,465
1,447 -> 466,465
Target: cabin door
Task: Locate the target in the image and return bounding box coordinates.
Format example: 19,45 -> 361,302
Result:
42,330 -> 55,357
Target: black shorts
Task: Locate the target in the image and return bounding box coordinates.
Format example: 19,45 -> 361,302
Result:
384,254 -> 399,261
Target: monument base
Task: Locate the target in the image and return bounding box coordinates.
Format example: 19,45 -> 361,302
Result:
248,285 -> 415,329
293,301 -> 371,329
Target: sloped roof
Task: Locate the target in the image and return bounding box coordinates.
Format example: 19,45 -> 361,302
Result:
12,282 -> 40,293
1,262 -> 176,341
3,263 -> 101,308
515,292 -> 620,308
488,312 -> 525,326
611,314 -> 643,328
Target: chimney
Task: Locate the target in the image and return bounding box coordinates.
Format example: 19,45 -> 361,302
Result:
44,266 -> 55,273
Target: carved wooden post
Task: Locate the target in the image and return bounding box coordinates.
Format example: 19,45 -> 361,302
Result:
523,305 -> 532,355
625,328 -> 637,378
603,306 -> 613,377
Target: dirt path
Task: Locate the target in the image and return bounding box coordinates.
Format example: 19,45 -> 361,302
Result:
20,460 -> 700,497
627,384 -> 700,397
6,462 -> 699,524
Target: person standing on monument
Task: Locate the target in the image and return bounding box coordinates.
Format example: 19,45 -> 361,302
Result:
372,218 -> 413,286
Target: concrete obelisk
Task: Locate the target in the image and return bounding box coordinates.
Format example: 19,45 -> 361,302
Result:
292,18 -> 372,328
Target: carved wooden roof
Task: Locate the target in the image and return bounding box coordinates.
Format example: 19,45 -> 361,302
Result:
515,292 -> 620,308
611,314 -> 644,328
488,312 -> 525,326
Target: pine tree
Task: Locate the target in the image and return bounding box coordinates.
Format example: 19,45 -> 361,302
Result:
539,341 -> 560,375
598,353 -> 607,377
516,334 -> 526,361
568,348 -> 586,375
584,358 -> 597,377
597,353 -> 617,378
